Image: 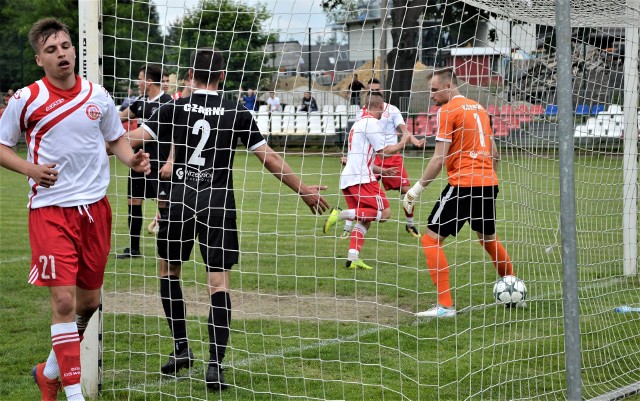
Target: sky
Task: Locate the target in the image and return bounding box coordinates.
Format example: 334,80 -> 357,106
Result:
152,0 -> 330,43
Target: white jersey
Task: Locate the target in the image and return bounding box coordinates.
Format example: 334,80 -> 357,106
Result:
340,113 -> 386,189
356,102 -> 405,147
0,76 -> 125,209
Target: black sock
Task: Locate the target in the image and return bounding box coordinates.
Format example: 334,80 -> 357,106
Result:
208,292 -> 231,363
129,204 -> 143,251
160,275 -> 189,353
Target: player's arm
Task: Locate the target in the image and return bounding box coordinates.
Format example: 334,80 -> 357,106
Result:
397,123 -> 425,148
0,144 -> 58,188
491,137 -> 500,172
252,143 -> 330,214
403,140 -> 450,214
125,126 -> 154,148
417,140 -> 449,187
160,144 -> 175,180
378,130 -> 411,156
119,107 -> 135,122
108,135 -> 150,174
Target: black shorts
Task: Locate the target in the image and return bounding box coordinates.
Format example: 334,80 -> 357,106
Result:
157,181 -> 170,202
128,169 -> 158,200
156,208 -> 239,272
426,184 -> 499,238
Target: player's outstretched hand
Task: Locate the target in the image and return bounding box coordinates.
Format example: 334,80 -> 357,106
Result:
340,156 -> 348,166
30,163 -> 58,188
412,136 -> 426,148
403,182 -> 425,214
300,185 -> 330,215
131,149 -> 151,175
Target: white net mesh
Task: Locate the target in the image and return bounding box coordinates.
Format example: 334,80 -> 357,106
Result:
94,0 -> 640,400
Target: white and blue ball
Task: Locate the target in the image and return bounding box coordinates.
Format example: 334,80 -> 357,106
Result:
493,275 -> 527,306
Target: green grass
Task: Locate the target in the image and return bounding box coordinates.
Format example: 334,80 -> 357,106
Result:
1,149 -> 640,400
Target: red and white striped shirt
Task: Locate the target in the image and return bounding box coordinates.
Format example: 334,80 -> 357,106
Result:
0,76 -> 124,208
340,112 -> 386,189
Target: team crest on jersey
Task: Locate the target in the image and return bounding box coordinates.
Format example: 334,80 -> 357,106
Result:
14,89 -> 22,99
86,104 -> 102,120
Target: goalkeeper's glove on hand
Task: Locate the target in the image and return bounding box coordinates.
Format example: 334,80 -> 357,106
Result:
403,182 -> 425,214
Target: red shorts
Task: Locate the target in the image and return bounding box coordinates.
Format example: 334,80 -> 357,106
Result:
374,154 -> 410,191
28,197 -> 112,290
342,181 -> 390,210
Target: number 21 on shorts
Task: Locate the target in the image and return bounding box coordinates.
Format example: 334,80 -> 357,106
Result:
38,254 -> 56,280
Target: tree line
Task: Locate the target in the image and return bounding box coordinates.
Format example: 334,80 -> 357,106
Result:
0,0 -> 274,95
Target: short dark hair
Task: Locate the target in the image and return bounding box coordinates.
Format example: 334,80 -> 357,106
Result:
428,67 -> 458,85
28,18 -> 71,53
138,64 -> 163,86
368,78 -> 381,85
190,49 -> 224,86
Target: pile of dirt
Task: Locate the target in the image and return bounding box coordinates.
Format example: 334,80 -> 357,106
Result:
331,57 -> 429,92
272,57 -> 430,100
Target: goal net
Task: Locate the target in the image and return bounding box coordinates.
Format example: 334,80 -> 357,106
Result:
86,0 -> 640,400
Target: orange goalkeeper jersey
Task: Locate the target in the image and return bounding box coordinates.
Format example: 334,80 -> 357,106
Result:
436,95 -> 498,187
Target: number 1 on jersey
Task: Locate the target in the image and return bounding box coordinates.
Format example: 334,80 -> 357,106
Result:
187,119 -> 211,166
473,112 -> 487,149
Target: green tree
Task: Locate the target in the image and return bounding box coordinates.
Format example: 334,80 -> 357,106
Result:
164,0 -> 276,92
0,0 -> 79,91
101,0 -> 165,93
0,0 -> 163,95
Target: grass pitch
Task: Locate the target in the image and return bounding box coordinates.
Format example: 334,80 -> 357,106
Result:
1,148 -> 640,400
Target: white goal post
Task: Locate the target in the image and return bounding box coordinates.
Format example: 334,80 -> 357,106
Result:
78,0 -> 102,398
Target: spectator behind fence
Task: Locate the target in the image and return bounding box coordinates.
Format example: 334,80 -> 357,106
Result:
348,74 -> 365,105
242,88 -> 257,111
267,91 -> 281,112
119,88 -> 138,112
299,91 -> 318,112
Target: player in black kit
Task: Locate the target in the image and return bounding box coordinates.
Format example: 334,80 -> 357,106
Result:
135,49 -> 330,391
117,64 -> 172,258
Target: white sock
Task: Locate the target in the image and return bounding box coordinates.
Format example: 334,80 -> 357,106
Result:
406,217 -> 414,226
43,349 -> 60,379
64,383 -> 85,400
347,249 -> 359,261
339,209 -> 356,221
343,220 -> 353,231
354,222 -> 368,236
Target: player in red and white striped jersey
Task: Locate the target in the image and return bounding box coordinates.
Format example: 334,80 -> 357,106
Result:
323,92 -> 411,270
0,18 -> 149,401
342,78 -> 425,239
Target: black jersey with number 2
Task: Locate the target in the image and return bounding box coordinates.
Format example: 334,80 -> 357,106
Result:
143,89 -> 266,218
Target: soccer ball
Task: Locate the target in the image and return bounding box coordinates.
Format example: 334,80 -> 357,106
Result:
493,275 -> 527,307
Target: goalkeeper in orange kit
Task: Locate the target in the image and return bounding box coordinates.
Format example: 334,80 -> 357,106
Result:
403,68 -> 517,318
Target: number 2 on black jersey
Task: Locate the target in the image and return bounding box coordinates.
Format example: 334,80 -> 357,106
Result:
188,119 -> 211,166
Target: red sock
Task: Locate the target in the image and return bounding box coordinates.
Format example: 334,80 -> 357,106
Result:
421,234 -> 453,308
480,238 -> 514,277
349,223 -> 367,253
51,322 -> 81,387
354,208 -> 380,222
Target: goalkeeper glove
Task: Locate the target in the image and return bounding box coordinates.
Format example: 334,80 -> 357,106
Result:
403,182 -> 425,214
